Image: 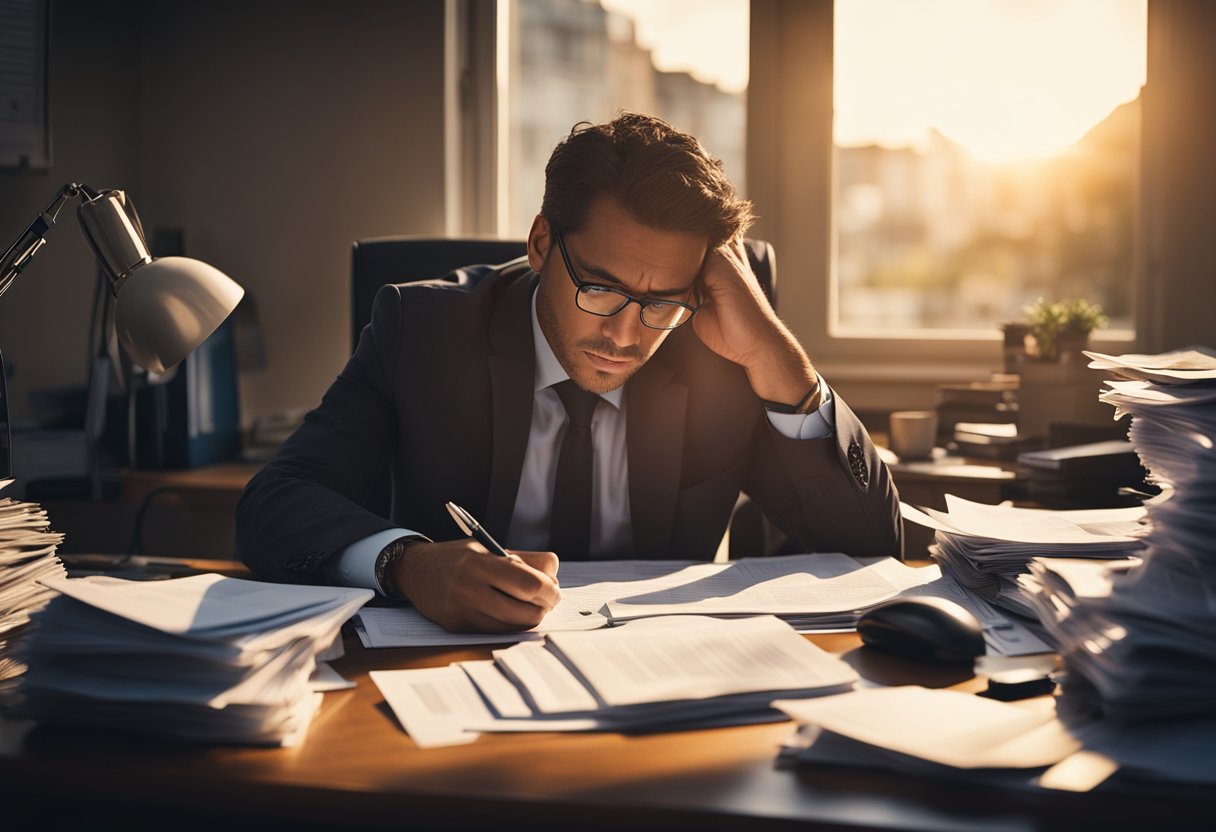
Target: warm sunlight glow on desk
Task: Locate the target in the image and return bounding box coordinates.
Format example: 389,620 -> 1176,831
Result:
835,0 -> 1147,164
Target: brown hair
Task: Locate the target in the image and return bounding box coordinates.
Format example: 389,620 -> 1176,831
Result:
541,112 -> 753,248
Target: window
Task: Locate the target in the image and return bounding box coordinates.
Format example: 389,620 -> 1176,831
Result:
460,0 -> 1161,409
503,0 -> 749,238
833,0 -> 1147,337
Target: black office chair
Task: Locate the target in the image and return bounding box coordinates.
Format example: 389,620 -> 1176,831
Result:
349,235 -> 780,556
350,236 -> 777,351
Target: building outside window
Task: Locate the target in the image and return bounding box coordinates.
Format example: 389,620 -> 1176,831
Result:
504,0 -> 749,238
832,0 -> 1146,337
494,0 -> 1146,360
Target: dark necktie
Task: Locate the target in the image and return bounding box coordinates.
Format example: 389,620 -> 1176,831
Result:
549,380 -> 600,560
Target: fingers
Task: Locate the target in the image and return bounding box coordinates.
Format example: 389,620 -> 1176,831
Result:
511,549 -> 560,580
395,538 -> 562,633
481,554 -> 562,610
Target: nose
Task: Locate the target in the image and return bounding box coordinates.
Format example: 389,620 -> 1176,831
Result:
600,303 -> 643,348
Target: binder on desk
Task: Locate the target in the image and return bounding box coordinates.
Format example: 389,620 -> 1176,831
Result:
1017,440 -> 1149,508
1017,440 -> 1140,477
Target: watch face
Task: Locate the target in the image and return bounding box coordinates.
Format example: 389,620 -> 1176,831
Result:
375,543 -> 405,598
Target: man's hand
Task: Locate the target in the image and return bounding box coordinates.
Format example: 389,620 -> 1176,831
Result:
692,236 -> 820,409
390,539 -> 561,633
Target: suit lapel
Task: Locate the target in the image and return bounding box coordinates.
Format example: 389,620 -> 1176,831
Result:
626,356 -> 688,558
485,273 -> 538,538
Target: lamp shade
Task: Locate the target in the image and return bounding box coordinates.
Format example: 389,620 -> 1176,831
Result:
113,255 -> 245,375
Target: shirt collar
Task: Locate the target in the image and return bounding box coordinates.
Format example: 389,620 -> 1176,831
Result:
531,286 -> 624,409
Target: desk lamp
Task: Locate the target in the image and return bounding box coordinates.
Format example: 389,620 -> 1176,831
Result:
0,183 -> 244,477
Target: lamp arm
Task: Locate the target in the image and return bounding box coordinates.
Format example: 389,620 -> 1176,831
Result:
0,182 -> 99,300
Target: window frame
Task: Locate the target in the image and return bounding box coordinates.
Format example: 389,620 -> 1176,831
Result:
459,0 -> 1169,413
746,0 -> 1142,412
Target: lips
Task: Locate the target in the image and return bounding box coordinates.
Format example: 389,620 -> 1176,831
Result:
583,351 -> 634,372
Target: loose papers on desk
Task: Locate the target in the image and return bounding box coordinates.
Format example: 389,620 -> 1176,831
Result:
357,553 -> 940,646
372,615 -> 858,748
0,479 -> 65,700
775,686 -> 1080,771
772,687 -> 1116,790
354,552 -> 1044,656
16,574 -> 372,745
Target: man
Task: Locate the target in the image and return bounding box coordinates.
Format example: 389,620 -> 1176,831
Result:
237,113 -> 901,633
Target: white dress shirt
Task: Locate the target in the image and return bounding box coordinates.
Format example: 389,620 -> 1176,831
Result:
328,287 -> 837,595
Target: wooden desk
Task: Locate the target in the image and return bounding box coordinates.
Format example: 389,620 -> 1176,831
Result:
47,463 -> 261,559
2,571 -> 1210,832
118,462 -> 260,508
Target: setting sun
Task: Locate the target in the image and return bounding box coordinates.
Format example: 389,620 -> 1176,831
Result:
834,0 -> 1147,164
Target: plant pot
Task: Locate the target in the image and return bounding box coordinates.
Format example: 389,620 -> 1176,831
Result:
1017,355 -> 1113,441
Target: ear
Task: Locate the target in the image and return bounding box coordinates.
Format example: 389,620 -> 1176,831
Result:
526,214 -> 551,274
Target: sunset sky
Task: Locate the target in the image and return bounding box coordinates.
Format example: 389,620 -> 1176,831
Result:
597,0 -> 1147,164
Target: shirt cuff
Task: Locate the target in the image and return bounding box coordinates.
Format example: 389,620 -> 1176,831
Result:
765,374 -> 836,440
326,528 -> 419,596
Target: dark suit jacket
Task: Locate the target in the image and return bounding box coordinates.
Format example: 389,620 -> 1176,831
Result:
236,260 -> 902,584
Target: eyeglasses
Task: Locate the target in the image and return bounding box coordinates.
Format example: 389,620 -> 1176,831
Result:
554,233 -> 698,330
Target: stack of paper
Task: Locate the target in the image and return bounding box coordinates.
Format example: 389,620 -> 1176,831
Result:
1020,349 -> 1216,729
901,496 -> 1147,620
15,574 -> 371,745
371,614 -> 858,747
0,478 -> 65,699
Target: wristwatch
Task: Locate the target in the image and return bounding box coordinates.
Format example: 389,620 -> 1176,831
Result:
762,380 -> 822,415
374,535 -> 428,600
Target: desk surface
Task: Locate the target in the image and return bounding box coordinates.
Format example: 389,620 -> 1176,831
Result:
2,563 -> 1212,832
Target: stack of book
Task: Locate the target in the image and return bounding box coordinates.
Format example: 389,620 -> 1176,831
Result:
0,479 -> 65,701
1021,349 -> 1216,727
952,421 -> 1033,460
370,614 -> 859,748
16,573 -> 372,745
935,381 -> 1017,443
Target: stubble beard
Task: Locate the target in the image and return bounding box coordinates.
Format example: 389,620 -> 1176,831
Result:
560,336 -> 647,394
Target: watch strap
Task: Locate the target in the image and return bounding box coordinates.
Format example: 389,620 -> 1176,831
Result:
374,534 -> 428,600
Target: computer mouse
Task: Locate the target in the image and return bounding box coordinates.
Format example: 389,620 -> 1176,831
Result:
857,597 -> 986,664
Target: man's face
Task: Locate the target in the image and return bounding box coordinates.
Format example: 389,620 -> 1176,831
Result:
531,198 -> 707,394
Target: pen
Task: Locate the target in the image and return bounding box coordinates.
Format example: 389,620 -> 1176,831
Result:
445,502 -> 522,562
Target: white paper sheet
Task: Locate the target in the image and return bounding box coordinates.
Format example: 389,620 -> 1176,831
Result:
774,686 -> 1080,769
370,666 -> 488,748
39,574 -> 373,639
548,615 -> 857,709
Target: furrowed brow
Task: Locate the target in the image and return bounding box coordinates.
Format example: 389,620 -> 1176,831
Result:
577,259 -> 696,299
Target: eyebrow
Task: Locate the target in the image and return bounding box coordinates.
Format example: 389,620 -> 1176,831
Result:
572,254 -> 697,299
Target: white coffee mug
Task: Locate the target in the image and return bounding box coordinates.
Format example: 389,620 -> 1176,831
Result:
889,410 -> 938,460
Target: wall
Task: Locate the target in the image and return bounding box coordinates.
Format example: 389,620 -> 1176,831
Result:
0,0 -> 448,427
136,0 -> 448,425
1139,0 -> 1216,352
0,0 -> 143,423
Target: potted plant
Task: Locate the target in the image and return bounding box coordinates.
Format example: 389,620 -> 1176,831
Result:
1013,298 -> 1113,440
1023,297 -> 1109,361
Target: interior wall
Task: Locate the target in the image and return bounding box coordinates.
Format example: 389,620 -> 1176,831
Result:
0,0 -> 143,424
137,0 -> 448,426
1139,0 -> 1216,353
0,0 -> 448,428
